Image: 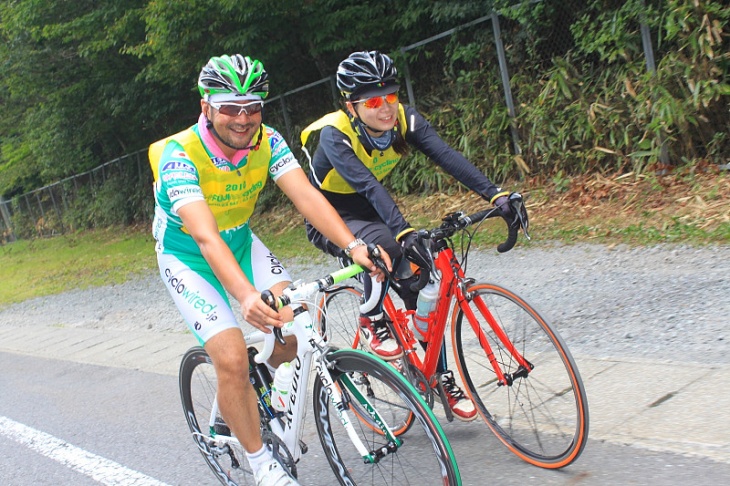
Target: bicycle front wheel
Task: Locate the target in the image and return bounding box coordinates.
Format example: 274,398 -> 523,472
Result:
313,349 -> 461,486
452,283 -> 589,468
180,346 -> 254,486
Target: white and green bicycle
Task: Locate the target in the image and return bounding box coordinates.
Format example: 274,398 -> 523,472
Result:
179,262 -> 461,485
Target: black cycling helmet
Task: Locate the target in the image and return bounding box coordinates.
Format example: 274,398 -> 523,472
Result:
337,50 -> 399,101
198,54 -> 269,101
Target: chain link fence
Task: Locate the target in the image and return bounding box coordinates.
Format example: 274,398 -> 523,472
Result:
1,150 -> 151,243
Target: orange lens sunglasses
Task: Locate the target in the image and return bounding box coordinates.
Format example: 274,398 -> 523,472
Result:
353,92 -> 399,109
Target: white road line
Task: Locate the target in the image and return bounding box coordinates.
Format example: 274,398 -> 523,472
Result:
0,416 -> 171,485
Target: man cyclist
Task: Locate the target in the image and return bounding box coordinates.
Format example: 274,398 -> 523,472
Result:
301,50 -> 526,421
149,54 -> 385,486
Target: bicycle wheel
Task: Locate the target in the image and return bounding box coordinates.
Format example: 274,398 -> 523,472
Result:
319,287 -> 418,435
313,349 -> 460,486
451,283 -> 589,468
318,285 -> 362,350
179,347 -> 254,486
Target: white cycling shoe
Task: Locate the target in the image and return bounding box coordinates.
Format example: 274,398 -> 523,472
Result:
254,458 -> 300,486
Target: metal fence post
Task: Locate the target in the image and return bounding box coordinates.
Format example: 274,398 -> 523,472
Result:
491,11 -> 522,156
48,186 -> 64,234
399,47 -> 416,109
0,197 -> 17,243
640,0 -> 670,166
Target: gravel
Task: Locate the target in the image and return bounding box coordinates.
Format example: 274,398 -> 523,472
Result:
2,243 -> 728,365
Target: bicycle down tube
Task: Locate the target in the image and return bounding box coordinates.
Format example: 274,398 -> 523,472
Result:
244,265 -> 403,463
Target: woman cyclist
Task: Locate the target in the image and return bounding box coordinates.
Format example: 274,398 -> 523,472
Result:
301,50 -> 524,421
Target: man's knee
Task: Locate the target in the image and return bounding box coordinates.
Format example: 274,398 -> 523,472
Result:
205,329 -> 249,375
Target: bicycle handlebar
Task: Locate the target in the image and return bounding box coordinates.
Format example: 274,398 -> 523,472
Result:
433,206 -> 518,253
369,205 -> 523,293
255,263 -> 365,363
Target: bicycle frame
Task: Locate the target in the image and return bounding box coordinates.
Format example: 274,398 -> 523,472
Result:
384,225 -> 532,389
204,266 -> 403,465
321,205 -> 588,469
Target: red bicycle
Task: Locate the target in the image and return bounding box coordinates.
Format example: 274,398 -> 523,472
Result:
317,199 -> 589,469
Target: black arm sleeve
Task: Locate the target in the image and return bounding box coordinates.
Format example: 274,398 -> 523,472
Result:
402,105 -> 503,201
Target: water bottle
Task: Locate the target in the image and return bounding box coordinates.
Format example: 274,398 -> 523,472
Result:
270,361 -> 295,412
413,279 -> 439,340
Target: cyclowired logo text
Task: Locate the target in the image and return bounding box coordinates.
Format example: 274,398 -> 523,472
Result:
167,186 -> 200,199
267,252 -> 284,275
164,268 -> 218,318
268,156 -> 293,175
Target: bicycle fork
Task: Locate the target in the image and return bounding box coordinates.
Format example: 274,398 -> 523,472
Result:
318,350 -> 403,463
459,293 -> 534,386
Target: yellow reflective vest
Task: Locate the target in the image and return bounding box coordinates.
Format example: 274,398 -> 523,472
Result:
300,106 -> 407,194
149,126 -> 271,232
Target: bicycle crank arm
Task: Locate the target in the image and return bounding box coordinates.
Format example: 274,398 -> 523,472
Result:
434,375 -> 455,423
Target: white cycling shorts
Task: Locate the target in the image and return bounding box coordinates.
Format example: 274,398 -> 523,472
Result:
157,233 -> 292,344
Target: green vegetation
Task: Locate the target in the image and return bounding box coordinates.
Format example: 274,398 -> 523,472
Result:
1,1 -> 727,239
0,227 -> 157,307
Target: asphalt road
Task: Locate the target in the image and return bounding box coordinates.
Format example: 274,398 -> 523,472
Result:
2,350 -> 730,486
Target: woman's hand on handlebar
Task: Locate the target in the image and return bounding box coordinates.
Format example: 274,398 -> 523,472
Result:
350,244 -> 392,283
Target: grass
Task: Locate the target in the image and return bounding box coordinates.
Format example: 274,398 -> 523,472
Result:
0,226 -> 158,307
0,170 -> 727,308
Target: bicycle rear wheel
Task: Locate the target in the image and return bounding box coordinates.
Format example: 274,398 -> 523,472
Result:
179,347 -> 254,486
313,349 -> 461,486
452,283 -> 589,468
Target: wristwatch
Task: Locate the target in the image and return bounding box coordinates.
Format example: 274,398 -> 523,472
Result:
343,238 -> 366,257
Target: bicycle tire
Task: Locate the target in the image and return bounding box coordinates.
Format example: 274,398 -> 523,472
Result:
313,348 -> 461,486
179,346 -> 255,486
451,282 -> 589,468
318,285 -> 363,350
319,286 -> 418,435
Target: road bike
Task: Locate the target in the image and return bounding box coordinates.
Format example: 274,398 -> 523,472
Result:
317,198 -> 589,469
178,263 -> 461,485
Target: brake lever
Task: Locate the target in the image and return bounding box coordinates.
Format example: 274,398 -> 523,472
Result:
416,230 -> 435,273
509,193 -> 531,240
367,244 -> 402,292
261,290 -> 286,345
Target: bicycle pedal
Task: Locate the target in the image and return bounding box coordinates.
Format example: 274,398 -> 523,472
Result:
194,432 -> 231,457
389,358 -> 404,373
